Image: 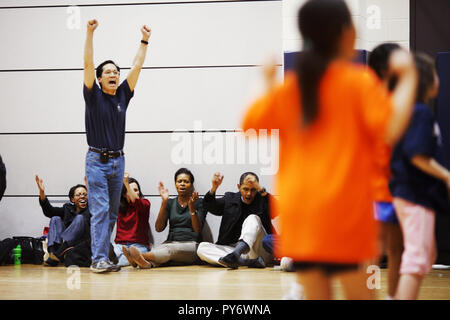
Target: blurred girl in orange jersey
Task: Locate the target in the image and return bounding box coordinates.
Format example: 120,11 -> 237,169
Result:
242,0 -> 417,299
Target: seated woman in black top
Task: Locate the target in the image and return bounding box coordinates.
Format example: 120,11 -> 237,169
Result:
35,175 -> 91,266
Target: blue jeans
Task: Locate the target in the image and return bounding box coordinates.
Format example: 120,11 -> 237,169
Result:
48,215 -> 88,248
113,242 -> 150,267
85,150 -> 125,263
262,234 -> 275,255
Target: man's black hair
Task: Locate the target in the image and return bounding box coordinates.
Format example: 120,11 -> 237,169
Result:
96,60 -> 120,79
239,172 -> 259,185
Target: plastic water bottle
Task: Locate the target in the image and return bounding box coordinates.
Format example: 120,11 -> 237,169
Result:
13,245 -> 21,265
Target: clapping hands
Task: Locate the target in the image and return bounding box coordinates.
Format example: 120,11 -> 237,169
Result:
158,181 -> 169,202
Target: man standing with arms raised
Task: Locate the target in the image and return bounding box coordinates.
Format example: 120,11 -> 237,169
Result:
83,19 -> 151,273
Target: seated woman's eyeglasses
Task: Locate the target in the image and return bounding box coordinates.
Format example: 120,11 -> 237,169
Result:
74,192 -> 87,197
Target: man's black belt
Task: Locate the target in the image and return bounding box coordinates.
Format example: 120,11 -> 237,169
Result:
89,147 -> 124,158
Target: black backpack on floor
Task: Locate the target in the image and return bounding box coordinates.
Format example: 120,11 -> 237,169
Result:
0,238 -> 18,265
0,236 -> 45,265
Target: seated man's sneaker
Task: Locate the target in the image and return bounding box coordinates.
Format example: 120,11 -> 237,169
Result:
218,253 -> 239,269
248,256 -> 266,269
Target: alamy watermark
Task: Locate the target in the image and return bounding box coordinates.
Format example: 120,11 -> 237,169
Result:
170,121 -> 279,176
366,5 -> 382,30
366,265 -> 381,290
66,6 -> 81,30
66,265 -> 81,290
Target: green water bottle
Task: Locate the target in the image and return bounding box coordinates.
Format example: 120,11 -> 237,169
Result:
13,245 -> 21,265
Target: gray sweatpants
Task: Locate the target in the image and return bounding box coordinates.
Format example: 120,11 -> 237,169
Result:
151,241 -> 200,266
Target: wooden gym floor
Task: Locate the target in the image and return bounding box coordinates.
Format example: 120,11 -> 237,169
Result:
0,264 -> 449,300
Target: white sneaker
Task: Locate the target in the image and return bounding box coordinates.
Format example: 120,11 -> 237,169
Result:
283,281 -> 305,300
432,264 -> 450,270
280,257 -> 294,272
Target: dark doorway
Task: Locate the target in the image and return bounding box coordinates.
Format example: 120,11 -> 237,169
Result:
411,0 -> 450,264
410,0 -> 450,58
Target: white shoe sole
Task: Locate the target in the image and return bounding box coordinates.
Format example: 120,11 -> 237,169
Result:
90,265 -> 110,273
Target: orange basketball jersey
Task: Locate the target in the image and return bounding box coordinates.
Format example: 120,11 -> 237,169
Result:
242,61 -> 392,263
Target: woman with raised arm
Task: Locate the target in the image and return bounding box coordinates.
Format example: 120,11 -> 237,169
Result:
113,173 -> 151,267
35,175 -> 90,266
123,168 -> 207,268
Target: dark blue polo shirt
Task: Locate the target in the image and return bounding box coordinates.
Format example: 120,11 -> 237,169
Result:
389,103 -> 448,211
83,80 -> 134,151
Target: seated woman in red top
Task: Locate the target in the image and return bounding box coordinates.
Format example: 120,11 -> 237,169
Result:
113,173 -> 151,267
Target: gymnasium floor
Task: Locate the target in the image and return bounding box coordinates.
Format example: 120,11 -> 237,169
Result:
0,264 -> 449,300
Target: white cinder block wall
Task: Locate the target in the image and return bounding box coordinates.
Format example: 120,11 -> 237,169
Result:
0,0 -> 283,244
283,0 -> 410,52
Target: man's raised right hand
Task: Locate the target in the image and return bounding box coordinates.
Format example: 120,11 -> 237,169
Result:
87,19 -> 98,32
211,172 -> 224,194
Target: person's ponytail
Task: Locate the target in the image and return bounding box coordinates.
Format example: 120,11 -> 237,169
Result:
296,0 -> 352,128
296,51 -> 331,127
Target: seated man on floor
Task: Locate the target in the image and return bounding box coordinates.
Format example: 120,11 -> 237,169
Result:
197,171 -> 276,269
35,175 -> 91,266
